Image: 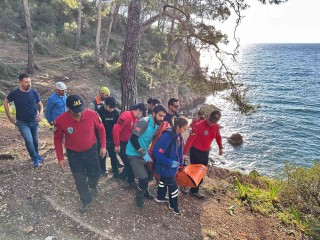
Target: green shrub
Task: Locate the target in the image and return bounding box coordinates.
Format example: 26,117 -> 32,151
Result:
0,61 -> 17,78
34,38 -> 50,54
279,162 -> 320,216
234,178 -> 250,200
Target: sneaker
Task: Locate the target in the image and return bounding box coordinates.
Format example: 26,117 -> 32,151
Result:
190,191 -> 205,199
167,204 -> 181,215
79,202 -> 91,214
38,156 -> 44,163
101,171 -> 108,177
155,197 -> 169,203
89,187 -> 98,197
173,208 -> 182,215
33,158 -> 40,167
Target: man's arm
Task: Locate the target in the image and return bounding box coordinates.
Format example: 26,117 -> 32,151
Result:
36,101 -> 43,122
215,127 -> 223,156
45,97 -> 54,124
112,113 -> 128,150
3,98 -> 15,125
94,112 -> 107,158
129,118 -> 149,151
183,126 -> 199,155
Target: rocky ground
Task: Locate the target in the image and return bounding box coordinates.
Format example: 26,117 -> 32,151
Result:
0,114 -> 303,240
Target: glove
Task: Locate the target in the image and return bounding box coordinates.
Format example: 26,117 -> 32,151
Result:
143,151 -> 152,162
171,161 -> 180,168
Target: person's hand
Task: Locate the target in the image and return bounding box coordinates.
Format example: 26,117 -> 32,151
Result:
171,161 -> 180,168
7,115 -> 16,125
36,113 -> 43,122
183,155 -> 188,160
138,148 -> 146,158
100,147 -> 107,158
218,148 -> 223,156
114,146 -> 120,153
58,159 -> 67,172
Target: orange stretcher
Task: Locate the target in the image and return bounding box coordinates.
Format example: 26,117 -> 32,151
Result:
176,164 -> 208,187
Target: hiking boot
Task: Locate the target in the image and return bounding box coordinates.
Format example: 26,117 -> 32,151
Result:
144,190 -> 154,200
155,197 -> 169,203
112,172 -> 120,179
79,202 -> 91,214
119,179 -> 131,189
89,187 -> 98,197
129,181 -> 138,189
190,191 -> 205,199
136,189 -> 145,208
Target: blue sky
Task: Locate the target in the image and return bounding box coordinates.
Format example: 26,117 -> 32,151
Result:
232,0 -> 320,43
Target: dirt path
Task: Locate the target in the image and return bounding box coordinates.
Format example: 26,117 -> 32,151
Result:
0,114 -> 303,240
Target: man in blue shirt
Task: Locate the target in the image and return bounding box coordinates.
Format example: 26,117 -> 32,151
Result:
3,73 -> 44,167
45,82 -> 67,126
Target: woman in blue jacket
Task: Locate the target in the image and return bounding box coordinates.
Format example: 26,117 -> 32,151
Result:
153,116 -> 188,215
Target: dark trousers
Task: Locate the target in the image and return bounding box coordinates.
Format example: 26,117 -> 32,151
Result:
97,142 -> 107,173
157,176 -> 179,211
189,146 -> 209,193
106,140 -> 119,175
67,144 -> 100,204
118,141 -> 134,183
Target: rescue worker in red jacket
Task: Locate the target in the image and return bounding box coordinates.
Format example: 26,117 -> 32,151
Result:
54,95 -> 106,214
183,110 -> 223,199
112,103 -> 146,188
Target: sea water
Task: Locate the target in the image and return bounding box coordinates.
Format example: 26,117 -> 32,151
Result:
206,44 -> 320,177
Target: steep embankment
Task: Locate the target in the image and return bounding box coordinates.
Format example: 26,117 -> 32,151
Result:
0,114 -> 303,240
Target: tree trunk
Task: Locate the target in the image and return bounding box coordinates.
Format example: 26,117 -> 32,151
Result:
95,0 -> 102,68
22,0 -> 35,74
103,2 -> 116,63
166,0 -> 177,64
75,0 -> 82,51
111,4 -> 120,31
120,0 -> 142,111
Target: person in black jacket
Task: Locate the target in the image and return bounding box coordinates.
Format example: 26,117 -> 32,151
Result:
153,116 -> 189,215
97,97 -> 120,177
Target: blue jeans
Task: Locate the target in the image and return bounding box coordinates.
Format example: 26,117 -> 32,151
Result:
16,120 -> 39,161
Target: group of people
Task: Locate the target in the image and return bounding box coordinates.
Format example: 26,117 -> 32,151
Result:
4,73 -> 223,215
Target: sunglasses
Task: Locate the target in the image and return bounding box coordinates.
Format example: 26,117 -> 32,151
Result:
173,105 -> 180,109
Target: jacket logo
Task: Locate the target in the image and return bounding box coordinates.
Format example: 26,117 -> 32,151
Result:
67,127 -> 74,134
135,127 -> 141,132
204,130 -> 209,136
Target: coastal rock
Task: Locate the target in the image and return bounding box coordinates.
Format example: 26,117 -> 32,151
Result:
227,133 -> 243,146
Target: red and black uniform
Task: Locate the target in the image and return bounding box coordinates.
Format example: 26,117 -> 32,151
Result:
183,119 -> 222,193
112,110 -> 138,183
54,109 -> 106,204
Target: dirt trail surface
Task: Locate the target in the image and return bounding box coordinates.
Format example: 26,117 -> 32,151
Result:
0,114 -> 303,240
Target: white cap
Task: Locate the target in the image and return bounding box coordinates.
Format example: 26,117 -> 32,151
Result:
56,82 -> 67,90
